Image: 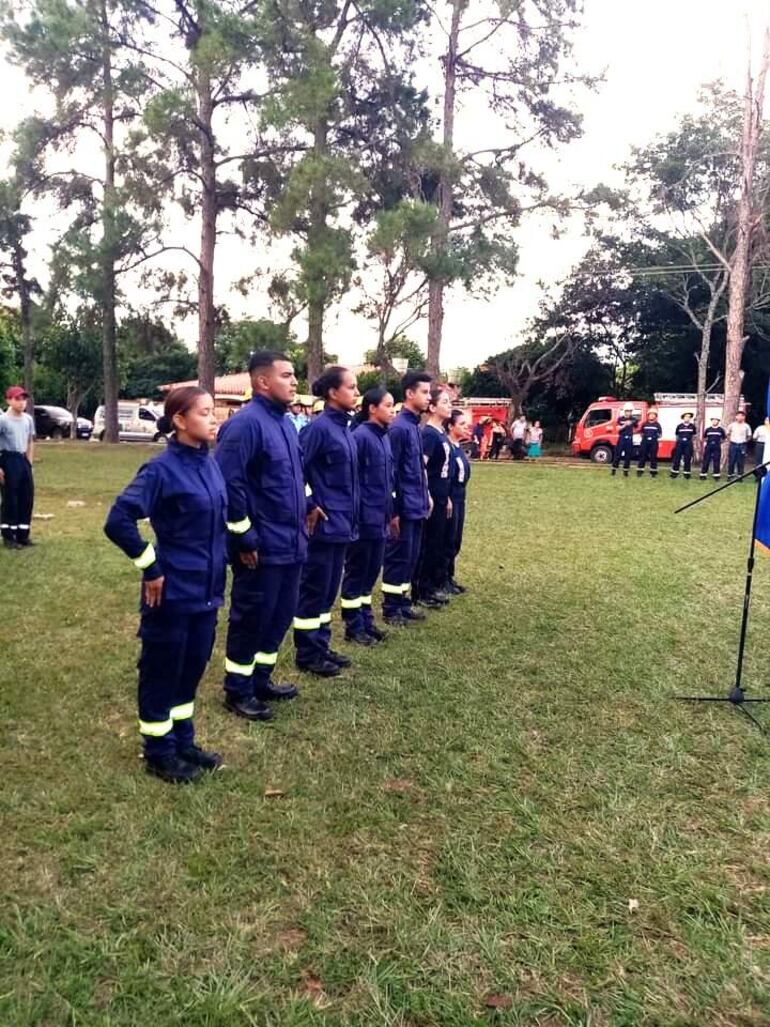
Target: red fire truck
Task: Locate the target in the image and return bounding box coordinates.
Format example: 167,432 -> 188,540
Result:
571,393 -> 747,463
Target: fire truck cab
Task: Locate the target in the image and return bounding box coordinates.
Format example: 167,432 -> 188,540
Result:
571,394 -> 745,464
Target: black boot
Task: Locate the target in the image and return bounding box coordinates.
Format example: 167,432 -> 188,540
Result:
178,745 -> 224,771
636,469 -> 643,478
622,469 -> 629,477
145,754 -> 203,784
224,695 -> 274,721
448,578 -> 467,594
400,607 -> 426,622
254,682 -> 300,701
416,596 -> 444,610
383,612 -> 410,626
650,470 -> 658,478
344,631 -> 376,646
295,658 -> 341,677
327,649 -> 352,667
365,625 -> 388,642
610,467 -> 617,476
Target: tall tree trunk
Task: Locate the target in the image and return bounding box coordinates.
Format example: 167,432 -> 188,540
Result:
100,1 -> 119,444
13,242 -> 34,413
305,119 -> 329,386
426,0 -> 462,377
723,28 -> 770,429
197,64 -> 216,395
694,275 -> 727,459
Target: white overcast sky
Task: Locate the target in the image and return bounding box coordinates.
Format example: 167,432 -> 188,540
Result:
1,0 -> 768,372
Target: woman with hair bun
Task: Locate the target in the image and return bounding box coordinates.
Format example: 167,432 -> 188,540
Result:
340,387 -> 395,645
104,386 -> 227,784
444,408 -> 472,594
413,384 -> 453,608
293,366 -> 360,676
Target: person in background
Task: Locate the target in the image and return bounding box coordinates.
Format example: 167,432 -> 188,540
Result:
754,416 -> 770,467
414,384 -> 454,608
288,401 -> 309,433
611,403 -> 637,477
445,409 -> 471,594
470,419 -> 483,460
215,351 -> 307,722
479,417 -> 492,460
381,371 -> 432,626
104,387 -> 226,784
727,409 -> 752,479
489,419 -> 506,460
294,366 -> 360,676
700,416 -> 726,481
340,387 -> 395,645
0,385 -> 36,549
636,408 -> 662,477
670,412 -> 697,480
511,414 -> 528,460
527,420 -> 544,459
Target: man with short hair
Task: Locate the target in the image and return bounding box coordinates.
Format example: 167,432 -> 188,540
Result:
0,385 -> 35,548
215,351 -> 308,721
727,409 -> 752,479
381,371 -> 432,625
511,415 -> 528,460
671,412 -> 697,480
611,403 -> 637,477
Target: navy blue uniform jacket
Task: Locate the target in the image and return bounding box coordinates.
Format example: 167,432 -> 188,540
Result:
353,420 -> 394,540
675,421 -> 697,444
422,424 -> 453,500
390,409 -> 430,520
301,407 -> 360,543
450,442 -> 471,501
641,420 -> 662,442
704,425 -> 726,447
104,437 -> 228,612
214,394 -> 308,565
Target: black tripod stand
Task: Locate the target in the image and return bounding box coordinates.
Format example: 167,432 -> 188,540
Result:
675,458 -> 770,735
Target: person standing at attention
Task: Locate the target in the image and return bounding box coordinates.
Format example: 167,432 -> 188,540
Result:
527,420 -> 544,459
700,416 -> 726,481
414,384 -> 454,608
611,403 -> 637,477
340,387 -> 395,645
104,387 -> 226,784
637,409 -> 662,477
294,366 -> 360,676
215,351 -> 308,721
727,410 -> 752,479
0,385 -> 36,549
754,416 -> 770,467
444,409 -> 472,594
511,415 -> 528,460
670,412 -> 697,480
381,371 -> 432,626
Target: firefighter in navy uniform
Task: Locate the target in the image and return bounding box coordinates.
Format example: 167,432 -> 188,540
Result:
700,417 -> 726,480
215,351 -> 308,722
444,408 -> 472,593
637,409 -> 663,477
340,387 -> 395,645
671,412 -> 697,479
294,366 -> 360,677
104,387 -> 226,784
611,403 -> 638,476
414,384 -> 454,607
381,371 -> 432,625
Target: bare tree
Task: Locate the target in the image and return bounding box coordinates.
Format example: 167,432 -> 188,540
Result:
488,334 -> 575,421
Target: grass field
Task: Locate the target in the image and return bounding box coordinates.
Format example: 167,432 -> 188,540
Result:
2,443 -> 770,1027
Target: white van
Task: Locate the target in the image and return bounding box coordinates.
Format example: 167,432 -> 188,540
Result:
93,402 -> 167,443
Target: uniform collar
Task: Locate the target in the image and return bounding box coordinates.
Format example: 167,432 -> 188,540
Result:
362,421 -> 388,437
323,406 -> 353,427
252,393 -> 290,418
169,436 -> 209,459
401,408 -> 421,425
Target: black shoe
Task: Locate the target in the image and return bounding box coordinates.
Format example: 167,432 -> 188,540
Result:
637,469 -> 643,477
345,631 -> 376,646
610,468 -> 617,476
2,538 -> 20,549
416,597 -> 444,610
145,754 -> 203,784
401,607 -> 426,621
670,472 -> 678,479
445,581 -> 463,595
295,658 -> 341,677
430,590 -> 451,603
224,695 -> 274,721
448,578 -> 467,594
622,469 -> 629,477
699,474 -> 707,480
179,745 -> 224,771
16,539 -> 34,546
684,473 -> 691,480
650,471 -> 658,478
383,613 -> 410,627
327,649 -> 352,667
254,681 -> 299,701
365,625 -> 388,641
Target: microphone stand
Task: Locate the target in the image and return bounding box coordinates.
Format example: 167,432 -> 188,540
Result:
675,458 -> 770,735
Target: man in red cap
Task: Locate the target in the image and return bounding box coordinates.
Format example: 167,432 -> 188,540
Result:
0,385 -> 36,548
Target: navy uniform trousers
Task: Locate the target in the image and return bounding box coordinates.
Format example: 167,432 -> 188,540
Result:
702,444 -> 721,477
224,562 -> 303,700
415,496 -> 452,597
294,540 -> 347,663
1,451 -> 34,543
612,437 -> 634,470
447,498 -> 466,582
138,606 -> 218,760
637,439 -> 659,471
341,538 -> 386,635
382,518 -> 423,616
672,441 -> 693,474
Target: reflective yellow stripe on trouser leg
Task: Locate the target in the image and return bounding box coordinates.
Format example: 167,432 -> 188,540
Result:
360,595 -> 373,606
139,718 -> 173,737
340,597 -> 362,610
381,582 -> 403,595
254,652 -> 278,666
294,617 -> 322,630
319,612 -> 332,625
170,702 -> 194,720
225,656 -> 257,676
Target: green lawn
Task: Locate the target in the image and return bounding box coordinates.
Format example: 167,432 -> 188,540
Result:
2,444 -> 770,1027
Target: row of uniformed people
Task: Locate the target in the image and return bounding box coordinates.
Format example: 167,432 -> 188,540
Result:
104,356 -> 472,784
611,406 -> 736,480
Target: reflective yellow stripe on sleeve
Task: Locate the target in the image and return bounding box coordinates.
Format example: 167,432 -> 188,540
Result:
133,543 -> 157,570
340,597 -> 362,610
226,517 -> 251,535
254,652 -> 278,666
294,616 -> 322,630
138,718 -> 173,737
170,702 -> 194,720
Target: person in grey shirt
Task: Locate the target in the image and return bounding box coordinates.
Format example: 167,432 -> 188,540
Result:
0,385 -> 36,547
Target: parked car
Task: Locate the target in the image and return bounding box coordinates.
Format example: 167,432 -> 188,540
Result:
93,402 -> 167,442
76,417 -> 93,440
34,405 -> 73,440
